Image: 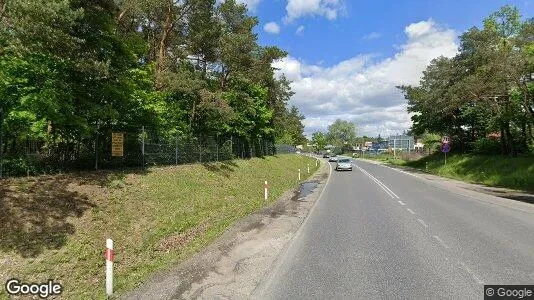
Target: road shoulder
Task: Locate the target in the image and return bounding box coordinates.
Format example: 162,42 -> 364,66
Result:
356,158 -> 534,213
122,157 -> 331,299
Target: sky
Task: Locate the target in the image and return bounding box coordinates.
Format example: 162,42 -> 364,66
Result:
232,0 -> 533,137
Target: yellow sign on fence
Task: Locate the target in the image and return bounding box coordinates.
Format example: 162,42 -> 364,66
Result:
111,133 -> 124,157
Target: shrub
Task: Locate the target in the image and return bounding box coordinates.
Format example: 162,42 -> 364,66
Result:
471,137 -> 501,154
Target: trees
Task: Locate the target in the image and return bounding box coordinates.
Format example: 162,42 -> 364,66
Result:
311,132 -> 328,151
0,0 -> 305,170
327,119 -> 357,151
399,5 -> 534,155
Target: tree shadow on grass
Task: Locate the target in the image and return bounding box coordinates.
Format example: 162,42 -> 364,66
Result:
0,176 -> 97,258
201,160 -> 239,178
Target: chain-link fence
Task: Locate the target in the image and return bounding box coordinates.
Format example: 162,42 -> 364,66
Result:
0,125 -> 282,178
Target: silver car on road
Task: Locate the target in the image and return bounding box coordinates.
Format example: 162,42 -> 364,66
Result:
335,158 -> 352,171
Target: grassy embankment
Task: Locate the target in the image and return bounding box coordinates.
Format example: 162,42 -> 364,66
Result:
361,153 -> 534,192
0,154 -> 319,299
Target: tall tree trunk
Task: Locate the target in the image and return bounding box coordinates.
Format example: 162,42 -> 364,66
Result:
504,121 -> 515,156
0,0 -> 5,22
155,1 -> 174,91
500,125 -> 506,155
520,120 -> 528,153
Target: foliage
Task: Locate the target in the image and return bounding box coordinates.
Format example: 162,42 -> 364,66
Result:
311,131 -> 328,150
327,119 -> 357,149
398,5 -> 534,156
0,0 -> 303,167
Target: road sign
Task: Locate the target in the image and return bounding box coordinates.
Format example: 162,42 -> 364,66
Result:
441,143 -> 450,153
441,136 -> 450,144
111,133 -> 124,157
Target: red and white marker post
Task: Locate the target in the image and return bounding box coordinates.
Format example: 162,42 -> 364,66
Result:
105,238 -> 114,297
264,180 -> 268,200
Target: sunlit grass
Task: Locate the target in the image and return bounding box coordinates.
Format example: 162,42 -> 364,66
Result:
0,154 -> 319,299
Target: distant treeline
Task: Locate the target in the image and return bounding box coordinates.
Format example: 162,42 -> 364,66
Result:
398,6 -> 534,155
0,0 -> 306,162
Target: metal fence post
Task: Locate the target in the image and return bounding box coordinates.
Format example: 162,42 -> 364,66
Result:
175,134 -> 179,166
0,107 -> 3,178
141,126 -> 145,170
95,121 -> 99,170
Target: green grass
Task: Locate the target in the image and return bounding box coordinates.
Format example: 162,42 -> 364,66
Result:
364,153 -> 534,192
0,154 -> 319,299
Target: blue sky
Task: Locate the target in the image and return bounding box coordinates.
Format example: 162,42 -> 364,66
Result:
234,0 -> 533,137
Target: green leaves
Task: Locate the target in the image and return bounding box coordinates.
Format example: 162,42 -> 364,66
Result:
399,5 -> 534,155
1,0 -> 301,164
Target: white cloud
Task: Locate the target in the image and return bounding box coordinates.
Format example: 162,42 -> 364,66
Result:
272,20 -> 458,137
362,32 -> 382,40
284,0 -> 344,23
264,22 -> 280,34
296,25 -> 305,35
216,0 -> 261,11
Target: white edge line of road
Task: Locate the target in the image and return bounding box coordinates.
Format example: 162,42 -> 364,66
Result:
417,218 -> 428,228
355,164 -> 400,199
251,157 -> 333,298
458,261 -> 485,285
358,158 -> 534,215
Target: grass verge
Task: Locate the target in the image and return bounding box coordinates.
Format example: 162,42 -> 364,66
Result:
362,153 -> 534,192
0,154 -> 319,299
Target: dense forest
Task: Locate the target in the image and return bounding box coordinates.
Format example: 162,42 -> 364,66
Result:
0,0 -> 307,174
398,6 -> 534,156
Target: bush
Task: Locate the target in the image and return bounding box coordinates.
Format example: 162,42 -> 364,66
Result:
471,137 -> 501,154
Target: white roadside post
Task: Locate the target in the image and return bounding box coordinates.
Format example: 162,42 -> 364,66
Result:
307,164 -> 310,174
264,180 -> 268,200
298,169 -> 301,181
105,239 -> 114,297
315,159 -> 318,167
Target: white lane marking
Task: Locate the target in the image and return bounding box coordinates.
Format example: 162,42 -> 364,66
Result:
355,165 -> 400,199
433,235 -> 449,249
379,163 -> 419,178
398,200 -> 406,206
406,208 -> 415,214
459,261 -> 485,285
417,218 -> 428,228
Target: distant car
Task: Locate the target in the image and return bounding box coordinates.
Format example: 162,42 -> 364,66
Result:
335,158 -> 352,171
328,155 -> 338,162
323,153 -> 330,158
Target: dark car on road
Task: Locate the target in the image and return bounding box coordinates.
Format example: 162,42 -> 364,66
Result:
323,153 -> 330,158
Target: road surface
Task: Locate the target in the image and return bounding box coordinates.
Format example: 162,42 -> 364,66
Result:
255,159 -> 534,299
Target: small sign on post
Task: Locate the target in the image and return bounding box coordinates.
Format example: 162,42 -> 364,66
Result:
441,136 -> 451,165
111,133 -> 124,157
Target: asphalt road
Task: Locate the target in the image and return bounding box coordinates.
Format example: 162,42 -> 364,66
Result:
255,159 -> 534,299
